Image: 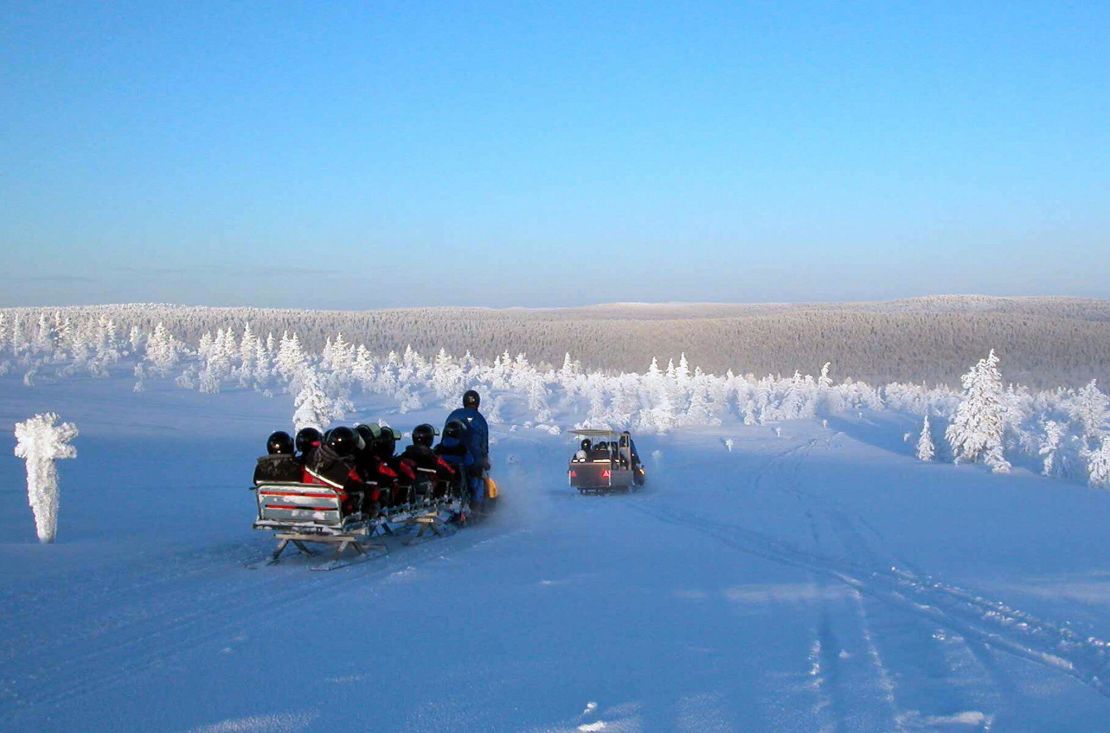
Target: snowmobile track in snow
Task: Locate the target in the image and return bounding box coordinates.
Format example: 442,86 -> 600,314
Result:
630,501 -> 1110,701
631,436 -> 1110,707
0,521 -> 526,719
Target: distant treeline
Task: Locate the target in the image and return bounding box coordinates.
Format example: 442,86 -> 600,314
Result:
2,296 -> 1108,388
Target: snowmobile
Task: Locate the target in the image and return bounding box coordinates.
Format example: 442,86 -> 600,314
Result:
568,429 -> 646,494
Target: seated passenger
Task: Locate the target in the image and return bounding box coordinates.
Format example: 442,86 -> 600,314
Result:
574,438 -> 591,462
303,426 -> 373,515
351,424 -> 405,509
294,426 -> 323,465
590,441 -> 612,461
376,423 -> 415,478
254,431 -> 303,484
402,423 -> 456,477
380,422 -> 417,504
353,424 -> 380,476
401,423 -> 457,498
435,420 -> 481,504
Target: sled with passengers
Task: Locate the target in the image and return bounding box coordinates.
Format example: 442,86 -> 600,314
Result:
249,424 -> 476,569
567,429 -> 646,494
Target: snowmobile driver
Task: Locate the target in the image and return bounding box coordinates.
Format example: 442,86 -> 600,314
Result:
444,390 -> 490,510
620,432 -> 646,486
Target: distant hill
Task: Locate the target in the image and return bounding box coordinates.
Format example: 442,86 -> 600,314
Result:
4,296 -> 1108,388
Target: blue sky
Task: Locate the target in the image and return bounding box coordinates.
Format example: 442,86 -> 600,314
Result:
2,1 -> 1107,308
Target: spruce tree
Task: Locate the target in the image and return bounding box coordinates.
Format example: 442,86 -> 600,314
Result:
916,414 -> 935,462
946,350 -> 1011,473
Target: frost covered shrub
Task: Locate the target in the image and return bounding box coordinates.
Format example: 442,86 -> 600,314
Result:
14,413 -> 78,543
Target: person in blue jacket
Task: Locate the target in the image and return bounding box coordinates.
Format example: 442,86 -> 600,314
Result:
444,389 -> 490,508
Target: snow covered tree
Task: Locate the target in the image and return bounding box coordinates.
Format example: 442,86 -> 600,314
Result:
292,368 -> 349,432
675,353 -> 691,389
196,328 -> 235,394
582,376 -> 609,428
10,314 -> 24,356
946,350 -> 1011,473
527,373 -> 551,422
144,322 -> 180,375
486,395 -> 505,424
646,383 -> 676,434
14,413 -> 78,543
375,351 -> 399,393
605,375 -> 639,428
322,332 -> 355,376
1084,436 -> 1110,489
89,315 -> 120,376
252,339 -> 271,388
127,324 -> 143,355
395,384 -> 424,414
276,332 -> 308,385
351,344 -> 375,389
1070,380 -> 1109,444
684,372 -> 720,426
779,371 -> 817,421
916,414 -> 935,462
431,348 -> 464,405
816,361 -> 840,414
237,322 -> 258,385
559,352 -> 576,380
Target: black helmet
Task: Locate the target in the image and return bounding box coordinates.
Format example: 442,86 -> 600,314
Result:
463,389 -> 480,409
580,438 -> 592,451
354,424 -> 377,450
374,423 -> 398,458
326,426 -> 359,457
444,419 -> 467,440
295,427 -> 322,454
412,423 -> 436,448
267,431 -> 294,455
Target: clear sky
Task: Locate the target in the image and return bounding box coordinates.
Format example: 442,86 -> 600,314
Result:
2,1 -> 1108,308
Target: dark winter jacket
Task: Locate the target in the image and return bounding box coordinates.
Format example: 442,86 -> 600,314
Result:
304,444 -> 366,492
253,454 -> 303,485
301,444 -> 371,513
435,435 -> 476,475
445,407 -> 489,464
401,443 -> 457,478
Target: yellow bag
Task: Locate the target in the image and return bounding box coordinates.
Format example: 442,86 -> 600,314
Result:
485,476 -> 499,500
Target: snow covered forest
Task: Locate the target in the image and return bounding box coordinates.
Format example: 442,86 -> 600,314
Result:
1,303 -> 1108,491
3,296 -> 1108,388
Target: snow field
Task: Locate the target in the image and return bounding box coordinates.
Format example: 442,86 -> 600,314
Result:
1,376 -> 1109,730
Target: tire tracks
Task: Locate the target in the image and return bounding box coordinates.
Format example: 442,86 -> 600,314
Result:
627,439 -> 1110,704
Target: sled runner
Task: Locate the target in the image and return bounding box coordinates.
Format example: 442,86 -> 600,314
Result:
568,429 -> 646,493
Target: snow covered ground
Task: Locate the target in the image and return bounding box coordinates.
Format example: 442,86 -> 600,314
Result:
2,374 -> 1109,732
